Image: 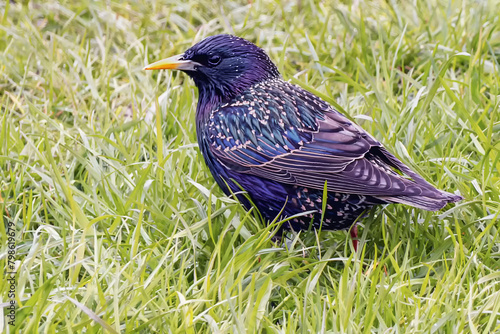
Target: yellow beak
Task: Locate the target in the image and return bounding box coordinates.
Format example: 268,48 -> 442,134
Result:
143,53 -> 200,71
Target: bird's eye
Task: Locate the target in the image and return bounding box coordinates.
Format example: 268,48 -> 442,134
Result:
207,55 -> 221,66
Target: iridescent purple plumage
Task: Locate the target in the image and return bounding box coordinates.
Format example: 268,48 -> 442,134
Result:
168,34 -> 462,236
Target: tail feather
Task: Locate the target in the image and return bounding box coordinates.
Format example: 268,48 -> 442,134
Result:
374,147 -> 463,211
380,191 -> 463,211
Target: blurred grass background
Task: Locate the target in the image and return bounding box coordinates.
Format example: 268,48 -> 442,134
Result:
1,0 -> 499,332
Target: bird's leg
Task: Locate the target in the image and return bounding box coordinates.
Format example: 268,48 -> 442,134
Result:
350,224 -> 358,252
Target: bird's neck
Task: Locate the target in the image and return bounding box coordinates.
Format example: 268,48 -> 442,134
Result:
195,88 -> 221,162
196,88 -> 223,124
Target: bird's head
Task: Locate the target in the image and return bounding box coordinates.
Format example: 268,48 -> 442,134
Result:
144,34 -> 281,101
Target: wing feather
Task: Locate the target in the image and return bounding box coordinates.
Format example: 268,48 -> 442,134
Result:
207,79 -> 445,199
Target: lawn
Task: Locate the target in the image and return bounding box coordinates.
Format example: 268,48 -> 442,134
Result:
1,0 -> 499,332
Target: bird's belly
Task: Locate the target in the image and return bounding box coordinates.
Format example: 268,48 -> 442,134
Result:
219,169 -> 382,232
284,186 -> 383,231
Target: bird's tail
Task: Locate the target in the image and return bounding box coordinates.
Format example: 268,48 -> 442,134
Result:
380,191 -> 463,211
373,147 -> 463,211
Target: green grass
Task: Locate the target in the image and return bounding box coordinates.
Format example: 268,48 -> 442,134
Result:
1,0 -> 499,332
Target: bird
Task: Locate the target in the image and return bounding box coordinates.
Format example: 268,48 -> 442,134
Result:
144,34 -> 462,248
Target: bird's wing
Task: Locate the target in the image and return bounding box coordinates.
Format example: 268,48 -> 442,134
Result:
207,79 -> 441,198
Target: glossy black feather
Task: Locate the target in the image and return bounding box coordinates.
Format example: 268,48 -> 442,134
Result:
173,34 -> 462,232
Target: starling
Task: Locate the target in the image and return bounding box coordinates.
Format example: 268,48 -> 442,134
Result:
144,34 -> 462,243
